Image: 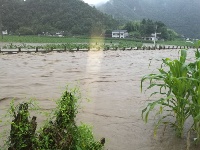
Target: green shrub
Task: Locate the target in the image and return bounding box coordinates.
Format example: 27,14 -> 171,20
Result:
8,102 -> 37,150
16,27 -> 34,35
6,88 -> 104,150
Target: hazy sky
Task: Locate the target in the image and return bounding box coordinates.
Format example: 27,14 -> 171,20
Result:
82,0 -> 109,5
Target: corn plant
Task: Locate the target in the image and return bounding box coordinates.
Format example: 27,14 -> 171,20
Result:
141,49 -> 192,137
185,48 -> 200,144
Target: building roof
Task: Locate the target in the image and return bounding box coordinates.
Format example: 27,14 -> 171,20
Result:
112,30 -> 128,32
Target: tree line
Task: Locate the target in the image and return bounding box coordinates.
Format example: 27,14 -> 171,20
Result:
122,19 -> 178,40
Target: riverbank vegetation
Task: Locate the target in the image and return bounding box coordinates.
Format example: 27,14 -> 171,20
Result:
0,87 -> 104,150
0,35 -> 194,50
141,41 -> 200,148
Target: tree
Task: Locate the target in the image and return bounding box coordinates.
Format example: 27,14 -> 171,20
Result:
123,21 -> 134,32
122,19 -> 178,40
1,0 -> 119,35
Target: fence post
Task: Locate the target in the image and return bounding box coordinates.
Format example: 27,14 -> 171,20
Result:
36,47 -> 38,52
18,47 -> 21,52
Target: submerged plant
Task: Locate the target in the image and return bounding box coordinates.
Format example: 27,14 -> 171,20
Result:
141,41 -> 200,146
8,101 -> 38,150
188,49 -> 200,142
141,49 -> 192,137
5,87 -> 104,150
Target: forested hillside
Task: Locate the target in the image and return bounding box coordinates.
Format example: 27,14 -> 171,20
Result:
98,0 -> 200,38
1,0 -> 119,35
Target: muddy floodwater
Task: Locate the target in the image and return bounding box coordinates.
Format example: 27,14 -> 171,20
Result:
0,49 -> 200,150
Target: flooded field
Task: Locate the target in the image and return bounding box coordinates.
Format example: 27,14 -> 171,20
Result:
0,49 -> 200,150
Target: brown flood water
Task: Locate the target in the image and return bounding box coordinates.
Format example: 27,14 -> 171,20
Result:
0,49 -> 200,150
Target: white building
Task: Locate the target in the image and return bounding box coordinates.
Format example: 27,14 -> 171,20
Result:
143,33 -> 159,41
143,36 -> 158,41
112,30 -> 129,38
2,30 -> 8,35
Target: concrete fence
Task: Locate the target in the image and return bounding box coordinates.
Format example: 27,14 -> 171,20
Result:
0,45 -> 197,54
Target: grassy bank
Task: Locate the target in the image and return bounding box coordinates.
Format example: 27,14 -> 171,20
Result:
0,35 -> 143,49
158,40 -> 194,46
0,35 -> 139,44
0,35 -> 90,43
0,35 -> 194,48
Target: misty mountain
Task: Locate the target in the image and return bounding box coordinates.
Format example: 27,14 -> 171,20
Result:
98,0 -> 200,38
1,0 -> 119,35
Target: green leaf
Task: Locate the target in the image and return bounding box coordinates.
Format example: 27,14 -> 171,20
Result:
76,145 -> 83,150
194,113 -> 200,121
180,49 -> 187,64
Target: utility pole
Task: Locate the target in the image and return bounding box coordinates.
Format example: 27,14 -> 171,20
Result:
0,2 -> 3,39
153,25 -> 161,48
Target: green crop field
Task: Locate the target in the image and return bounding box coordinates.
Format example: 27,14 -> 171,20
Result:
157,40 -> 194,47
0,35 -> 143,50
0,35 -> 139,44
0,35 -> 195,49
0,35 -> 90,43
